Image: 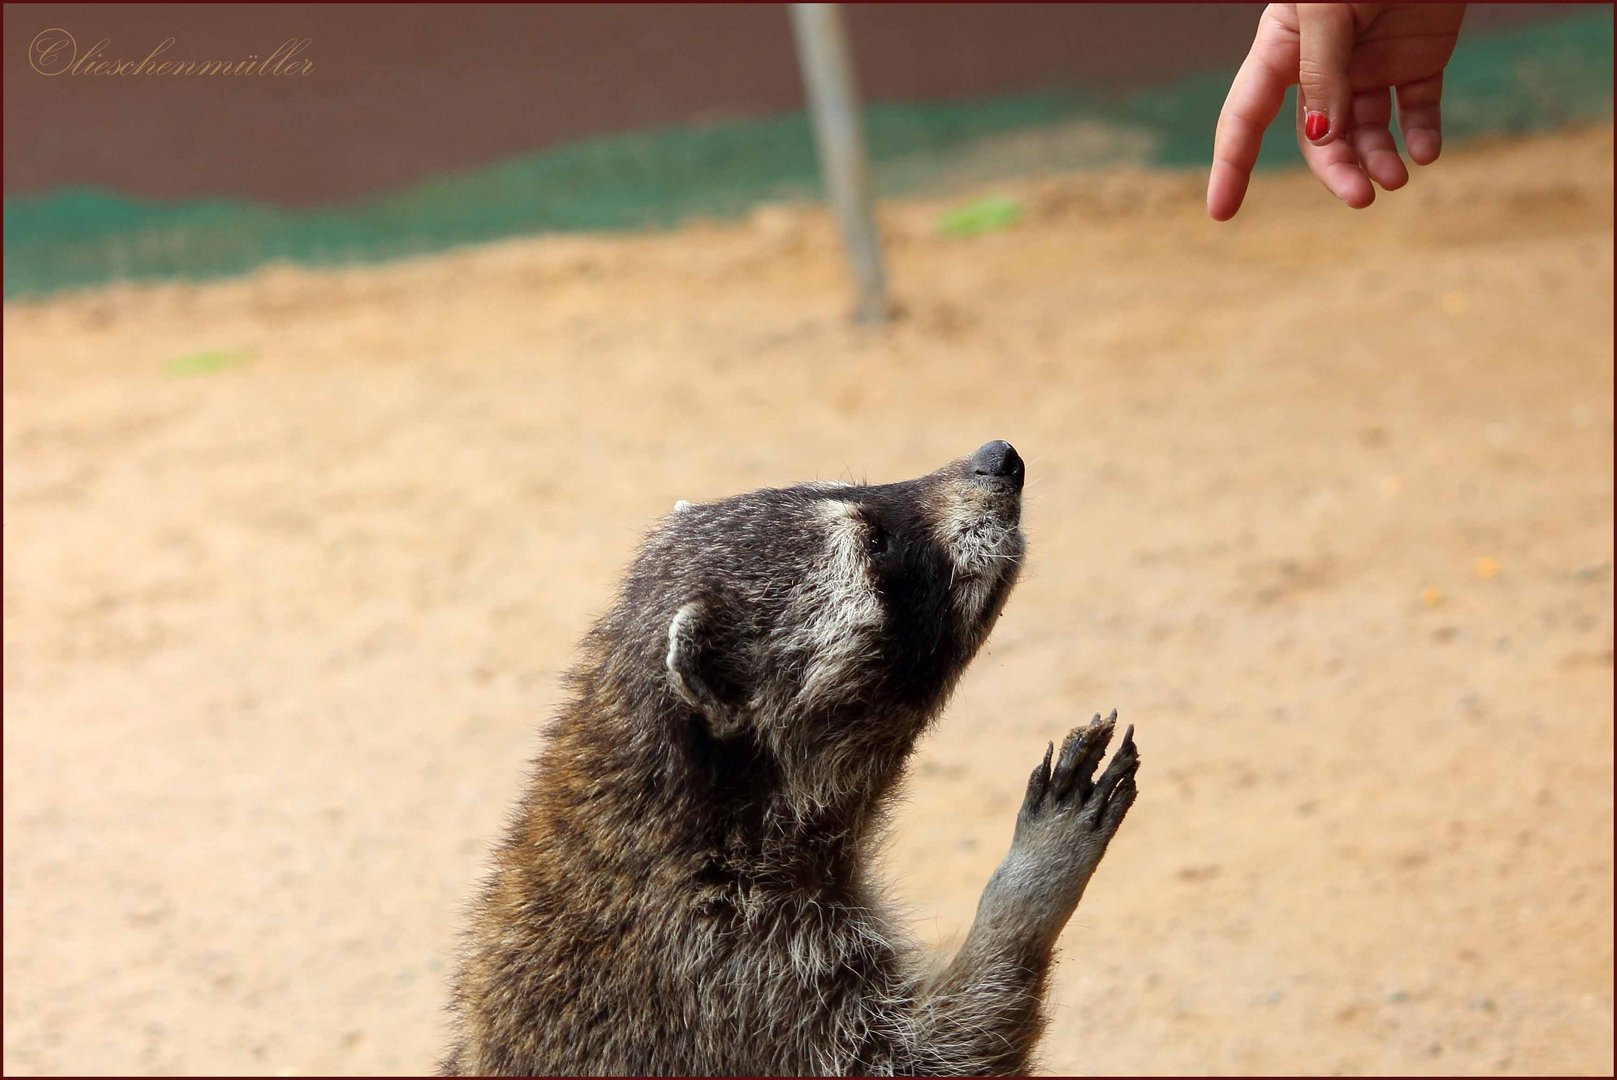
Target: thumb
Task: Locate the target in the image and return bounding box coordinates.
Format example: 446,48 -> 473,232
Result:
1296,3 -> 1355,145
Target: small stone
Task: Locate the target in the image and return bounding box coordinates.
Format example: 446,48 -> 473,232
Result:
1420,586 -> 1445,608
1474,557 -> 1499,580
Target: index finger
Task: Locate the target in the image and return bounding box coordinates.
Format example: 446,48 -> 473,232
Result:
1208,46 -> 1294,221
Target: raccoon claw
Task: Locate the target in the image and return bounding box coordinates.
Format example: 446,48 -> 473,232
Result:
1089,724 -> 1138,830
1022,741 -> 1055,813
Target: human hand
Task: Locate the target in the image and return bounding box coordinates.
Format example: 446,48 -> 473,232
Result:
1207,3 -> 1466,221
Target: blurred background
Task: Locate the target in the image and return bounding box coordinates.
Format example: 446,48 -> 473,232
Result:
3,3 -> 1612,1075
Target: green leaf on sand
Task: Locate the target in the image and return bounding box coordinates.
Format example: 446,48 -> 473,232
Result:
938,196 -> 1023,237
166,351 -> 248,376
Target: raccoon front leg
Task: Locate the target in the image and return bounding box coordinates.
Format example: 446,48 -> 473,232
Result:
905,712 -> 1139,1076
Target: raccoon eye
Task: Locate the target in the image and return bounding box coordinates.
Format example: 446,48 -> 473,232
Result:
865,526 -> 890,559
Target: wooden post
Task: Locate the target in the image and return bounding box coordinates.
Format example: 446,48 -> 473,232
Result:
789,3 -> 889,325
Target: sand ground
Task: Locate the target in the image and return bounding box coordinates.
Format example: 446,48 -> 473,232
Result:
3,125 -> 1613,1076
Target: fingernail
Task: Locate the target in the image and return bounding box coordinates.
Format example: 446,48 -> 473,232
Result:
1305,111 -> 1330,142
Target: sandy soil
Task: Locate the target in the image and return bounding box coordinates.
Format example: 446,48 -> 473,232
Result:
4,125 -> 1613,1076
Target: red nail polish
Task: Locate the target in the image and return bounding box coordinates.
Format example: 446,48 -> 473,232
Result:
1305,111 -> 1329,141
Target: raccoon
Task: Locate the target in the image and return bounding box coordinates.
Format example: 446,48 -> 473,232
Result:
441,440 -> 1139,1075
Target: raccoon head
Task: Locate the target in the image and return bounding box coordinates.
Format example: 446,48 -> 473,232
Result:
615,441 -> 1026,792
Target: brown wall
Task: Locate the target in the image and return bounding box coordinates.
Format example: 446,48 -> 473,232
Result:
4,3 -> 1564,208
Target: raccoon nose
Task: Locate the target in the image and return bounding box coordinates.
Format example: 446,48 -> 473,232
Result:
970,440 -> 1024,489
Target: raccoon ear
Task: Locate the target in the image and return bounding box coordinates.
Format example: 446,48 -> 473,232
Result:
666,601 -> 744,739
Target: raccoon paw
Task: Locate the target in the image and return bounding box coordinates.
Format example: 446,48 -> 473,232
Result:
990,711 -> 1138,947
1020,710 -> 1138,842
